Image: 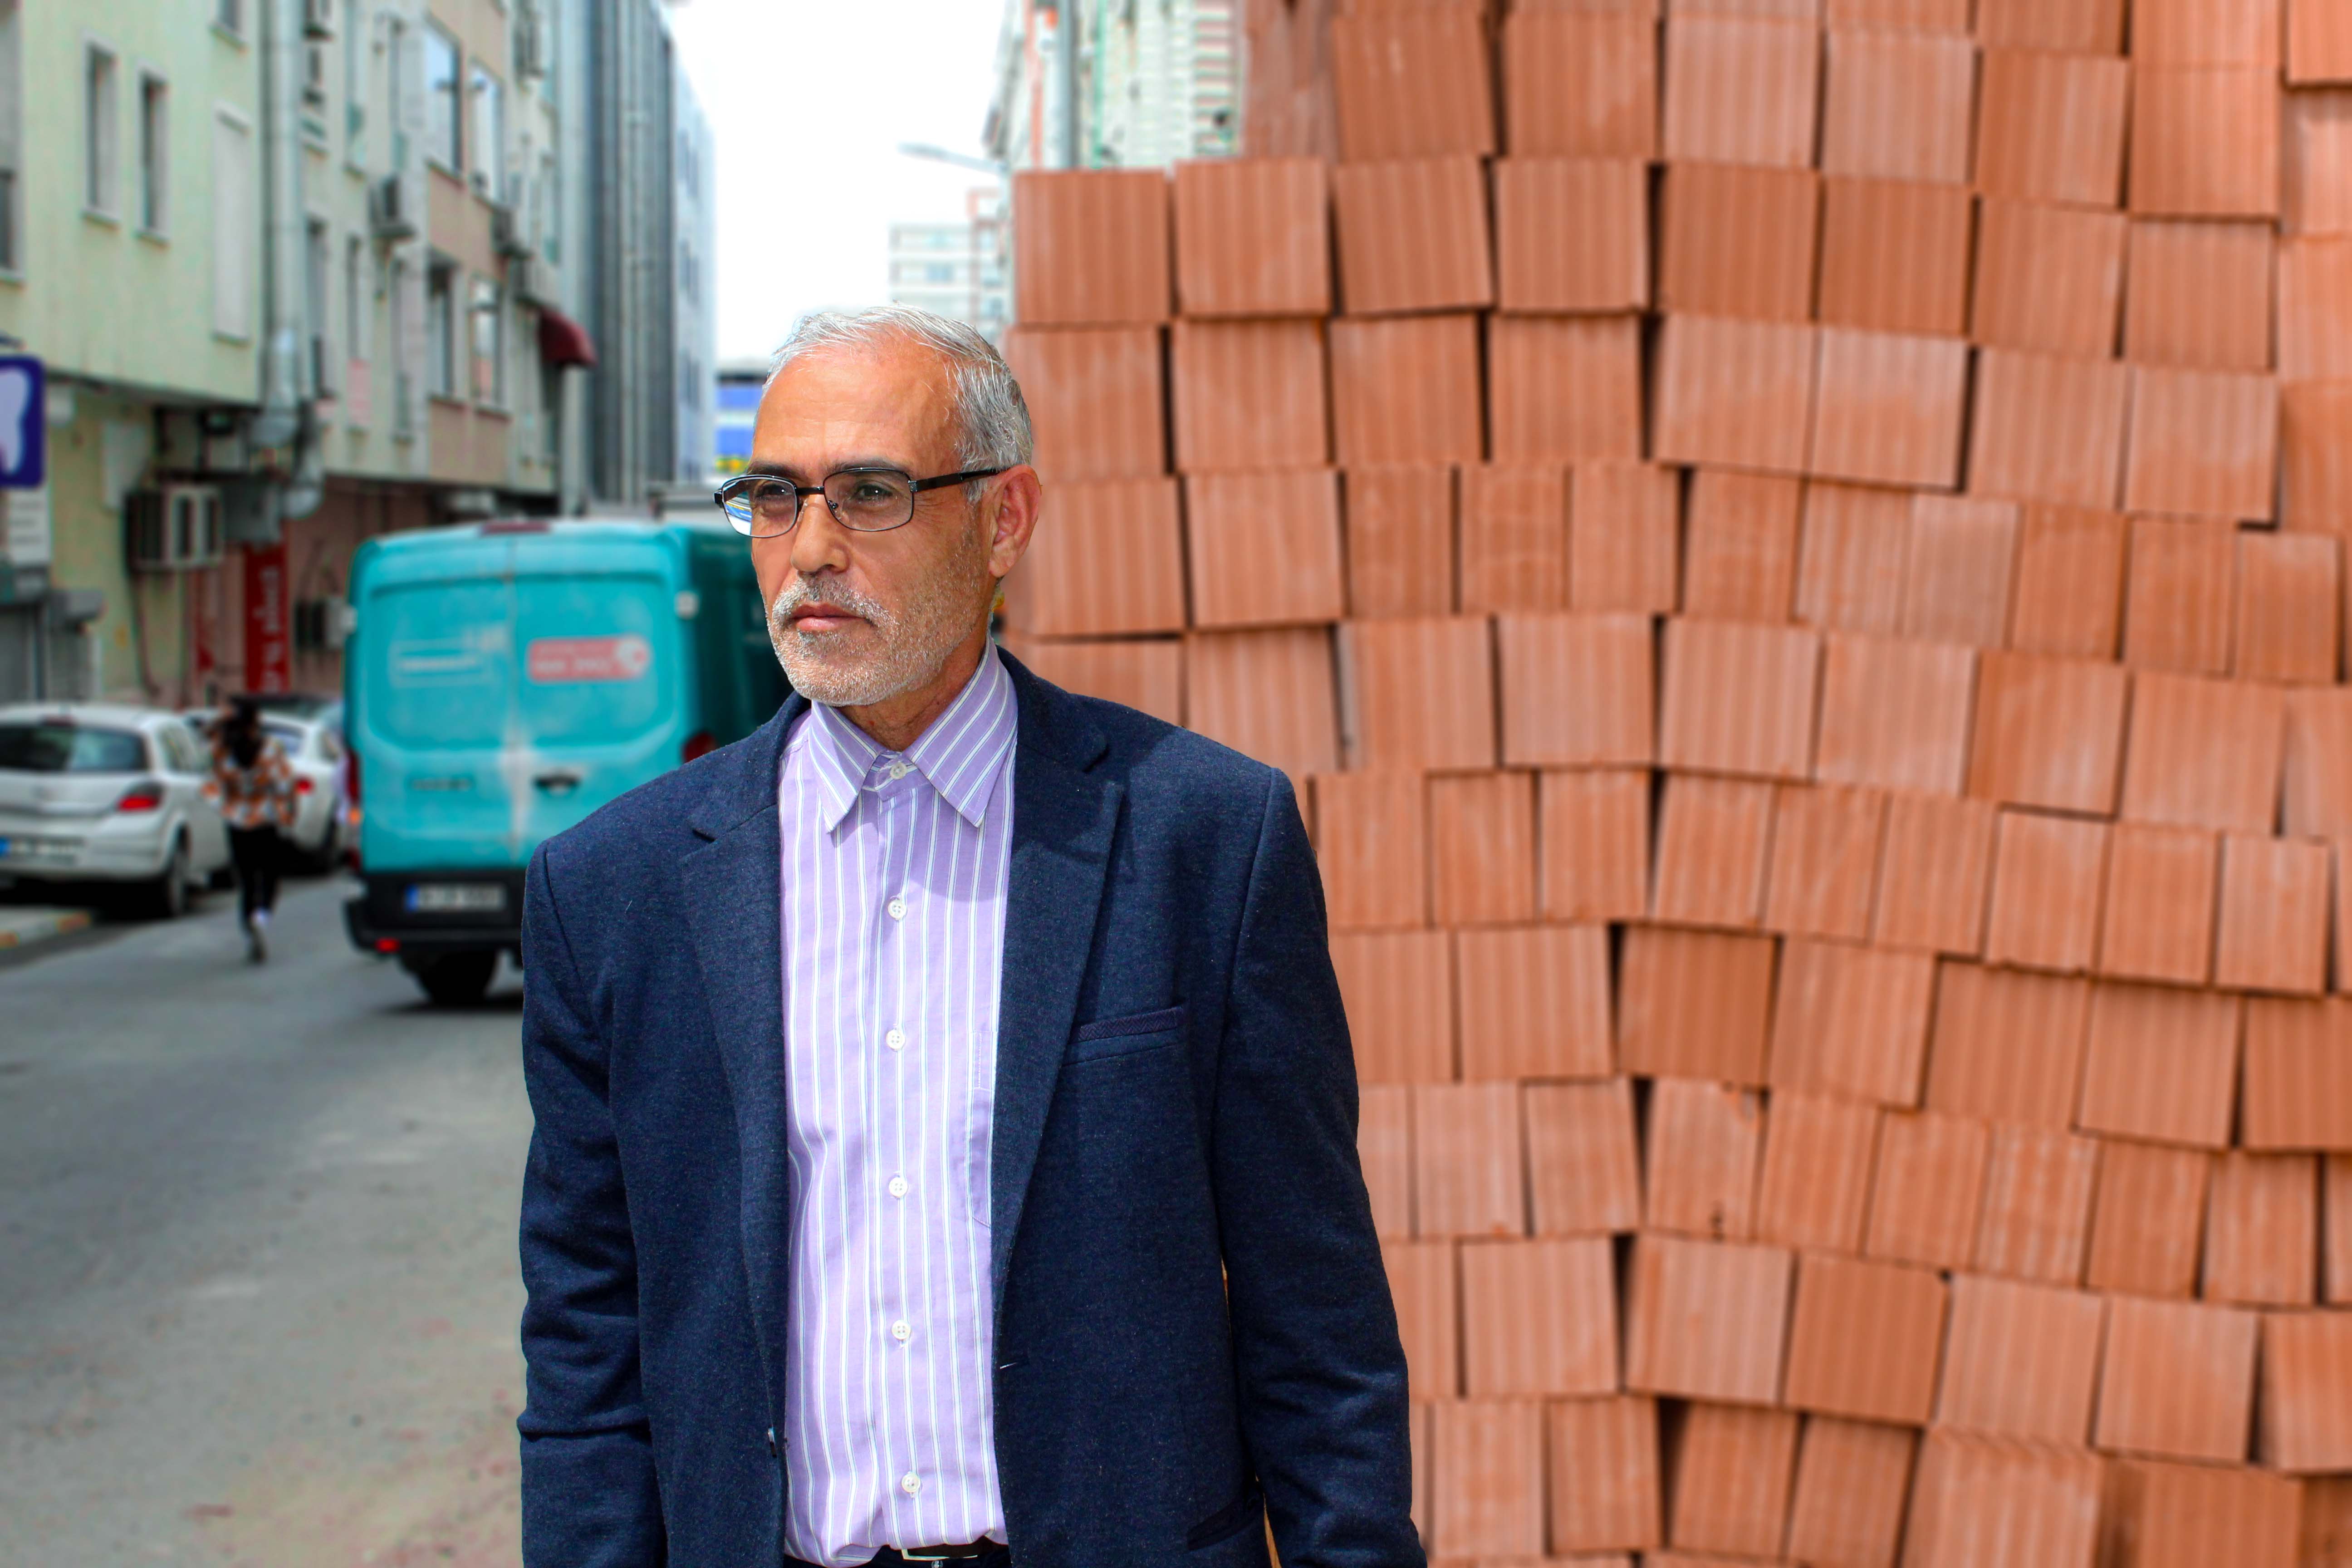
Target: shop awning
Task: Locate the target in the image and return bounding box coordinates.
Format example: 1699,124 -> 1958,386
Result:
538,308 -> 598,369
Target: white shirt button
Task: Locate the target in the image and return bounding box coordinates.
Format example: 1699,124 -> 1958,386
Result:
887,762 -> 911,781
891,1319 -> 911,1342
887,895 -> 907,920
886,1028 -> 906,1051
888,1175 -> 909,1199
902,1472 -> 921,1496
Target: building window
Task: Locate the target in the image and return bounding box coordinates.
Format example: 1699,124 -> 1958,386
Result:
84,43 -> 119,217
211,110 -> 253,337
343,0 -> 364,162
216,0 -> 243,39
346,235 -> 369,364
426,260 -> 456,397
306,218 -> 334,395
0,2 -> 20,273
468,65 -> 503,201
679,239 -> 696,303
539,148 -> 558,261
385,16 -> 407,173
137,71 -> 167,234
423,23 -> 459,172
469,275 -> 503,405
390,255 -> 413,435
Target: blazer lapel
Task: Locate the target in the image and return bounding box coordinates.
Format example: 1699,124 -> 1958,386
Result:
680,697 -> 804,1404
990,658 -> 1120,1313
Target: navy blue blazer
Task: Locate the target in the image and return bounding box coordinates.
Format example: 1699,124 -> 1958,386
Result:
516,653 -> 1421,1568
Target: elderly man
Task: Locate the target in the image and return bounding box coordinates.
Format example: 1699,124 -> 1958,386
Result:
515,305 -> 1419,1568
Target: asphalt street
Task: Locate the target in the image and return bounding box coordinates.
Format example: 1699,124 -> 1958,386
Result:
0,877 -> 533,1567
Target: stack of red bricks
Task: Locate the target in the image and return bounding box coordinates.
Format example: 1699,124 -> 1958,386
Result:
998,0 -> 2352,1562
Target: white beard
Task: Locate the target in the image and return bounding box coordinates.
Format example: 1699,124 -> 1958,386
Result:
766,531 -> 992,709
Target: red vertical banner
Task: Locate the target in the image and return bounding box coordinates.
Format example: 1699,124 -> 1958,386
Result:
243,544 -> 291,694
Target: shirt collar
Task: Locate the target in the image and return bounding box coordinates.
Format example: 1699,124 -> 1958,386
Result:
802,644 -> 1016,833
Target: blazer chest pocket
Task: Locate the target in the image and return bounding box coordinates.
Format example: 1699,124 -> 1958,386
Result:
1066,1004 -> 1188,1064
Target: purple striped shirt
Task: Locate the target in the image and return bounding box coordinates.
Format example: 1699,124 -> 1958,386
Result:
776,647 -> 1017,1565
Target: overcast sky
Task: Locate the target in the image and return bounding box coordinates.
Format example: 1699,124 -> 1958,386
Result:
669,0 -> 1011,366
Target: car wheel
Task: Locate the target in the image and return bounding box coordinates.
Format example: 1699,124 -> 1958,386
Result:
141,837 -> 191,921
406,950 -> 498,1006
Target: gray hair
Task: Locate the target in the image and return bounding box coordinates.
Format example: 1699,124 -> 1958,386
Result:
769,306 -> 1034,495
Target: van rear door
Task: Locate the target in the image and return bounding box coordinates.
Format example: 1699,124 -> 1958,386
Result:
358,530 -> 687,869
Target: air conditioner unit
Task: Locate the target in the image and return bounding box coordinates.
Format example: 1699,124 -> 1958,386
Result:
369,175 -> 417,240
126,485 -> 225,573
490,204 -> 533,259
303,0 -> 334,39
510,254 -> 558,307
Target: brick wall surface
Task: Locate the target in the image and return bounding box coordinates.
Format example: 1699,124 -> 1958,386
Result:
1012,3 -> 2352,1558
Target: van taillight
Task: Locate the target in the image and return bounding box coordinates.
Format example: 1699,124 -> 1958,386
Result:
348,750 -> 361,806
683,730 -> 716,763
294,776 -> 314,794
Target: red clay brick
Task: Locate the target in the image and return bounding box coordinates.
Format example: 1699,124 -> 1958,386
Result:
2087,1139 -> 2215,1298
1342,616 -> 1496,772
1430,772 -> 1537,928
2203,1151 -> 2320,1306
2236,531 -> 2342,683
2076,982 -> 2241,1150
1659,617 -> 1823,781
1755,1092 -> 1883,1254
1332,156 -> 1494,318
1872,791 -> 1997,954
1414,1082 -> 1525,1239
1658,162 -> 1823,323
1663,1402 -> 1801,1558
1926,961 -> 2093,1128
1785,1416 -> 1916,1568
1547,1396 -> 1664,1555
2285,686 -> 2352,838
1570,461 -> 1681,614
1817,174 -> 1976,338
1771,939 -> 1937,1106
1976,48 -> 2131,206
1765,784 -> 1886,941
1796,480 -> 1913,637
1459,1236 -> 1617,1397
2097,1294 -> 2260,1463
1170,156 -> 1329,319
1806,326 -> 1971,488
1619,926 -> 1778,1086
1427,1399 -> 1545,1559
1662,16 -> 1824,169
1503,11 -> 1659,159
1820,27 -> 1977,185
2123,516 -> 2238,677
1983,812 -> 2109,972
2124,218 -> 2277,373
2119,671 -> 2286,836
2130,64 -> 2282,220
2122,365 -> 2281,522
2095,824 -> 2220,985
2243,995 -> 2352,1151
2215,835 -> 2332,995
1168,319 -> 1330,473
1383,1237 -> 1459,1400
1937,1274 -> 2106,1444
1866,1108 -> 1992,1270
1538,768 -> 1651,923
1361,1085 -> 1413,1239
1682,470 -> 1801,622
1970,198 -> 2128,359
1525,1078 -> 1642,1237
1625,1233 -> 1794,1406
1455,925 -> 1613,1082
1975,1123 -> 2101,1285
1653,774 -> 1775,929
1332,930 -> 1454,1083
1904,1431 -> 2107,1568
1652,314 -> 1821,476
1458,464 -> 1568,615
2008,504 -> 2129,660
2100,1458 -> 2302,1568
1342,465 -> 1455,621
1902,495 -> 2020,648
1487,314 -> 1645,464
1968,650 -> 2130,816
1967,347 -> 2131,511
1312,769 -> 1428,932
1783,1253 -> 1948,1424
1645,1078 -> 1767,1242
1186,469 -> 1348,630
1814,633 -> 1977,796
2259,1311 -> 2352,1471
1329,314 -> 1485,468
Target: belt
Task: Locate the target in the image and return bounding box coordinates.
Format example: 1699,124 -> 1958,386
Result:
868,1549 -> 1007,1566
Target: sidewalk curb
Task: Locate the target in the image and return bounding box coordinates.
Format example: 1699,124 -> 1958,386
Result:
0,908 -> 96,951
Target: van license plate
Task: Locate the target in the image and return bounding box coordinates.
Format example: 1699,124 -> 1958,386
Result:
407,883 -> 506,914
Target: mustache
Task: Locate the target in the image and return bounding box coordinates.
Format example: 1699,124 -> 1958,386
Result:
770,576 -> 891,630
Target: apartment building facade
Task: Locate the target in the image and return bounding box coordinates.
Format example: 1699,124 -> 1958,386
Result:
887,187 -> 1011,343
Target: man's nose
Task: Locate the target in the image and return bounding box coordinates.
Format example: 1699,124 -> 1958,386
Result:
789,490 -> 853,579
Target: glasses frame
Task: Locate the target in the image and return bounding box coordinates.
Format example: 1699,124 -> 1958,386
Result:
711,465 -> 1007,537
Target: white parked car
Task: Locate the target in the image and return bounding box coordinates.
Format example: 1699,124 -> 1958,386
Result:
0,704 -> 231,917
183,710 -> 349,869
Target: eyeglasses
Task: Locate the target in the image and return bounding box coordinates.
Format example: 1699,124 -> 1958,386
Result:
711,466 -> 1005,538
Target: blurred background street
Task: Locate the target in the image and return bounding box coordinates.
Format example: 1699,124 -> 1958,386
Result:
0,877 -> 529,1567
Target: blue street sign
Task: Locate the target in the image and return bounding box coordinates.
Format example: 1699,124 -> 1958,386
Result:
0,355 -> 44,490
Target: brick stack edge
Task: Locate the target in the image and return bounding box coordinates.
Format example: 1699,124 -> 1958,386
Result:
997,0 -> 2352,1563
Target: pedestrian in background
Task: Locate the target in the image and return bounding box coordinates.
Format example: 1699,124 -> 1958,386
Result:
206,699 -> 295,963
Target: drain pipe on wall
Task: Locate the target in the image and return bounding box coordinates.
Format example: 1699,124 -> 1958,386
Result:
254,0 -> 323,522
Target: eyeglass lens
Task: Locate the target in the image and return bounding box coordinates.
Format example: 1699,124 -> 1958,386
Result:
726,471 -> 917,536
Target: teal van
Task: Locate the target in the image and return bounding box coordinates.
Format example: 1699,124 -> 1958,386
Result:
343,519 -> 786,1003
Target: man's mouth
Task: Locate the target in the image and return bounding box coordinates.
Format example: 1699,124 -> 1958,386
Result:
789,604 -> 866,633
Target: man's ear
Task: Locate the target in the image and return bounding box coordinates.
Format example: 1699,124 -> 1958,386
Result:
987,465 -> 1044,580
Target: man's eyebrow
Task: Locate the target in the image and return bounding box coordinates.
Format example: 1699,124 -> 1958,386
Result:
741,461 -> 808,482
740,457 -> 915,481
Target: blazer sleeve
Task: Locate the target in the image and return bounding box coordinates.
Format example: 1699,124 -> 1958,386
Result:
1214,772 -> 1426,1568
517,841 -> 667,1567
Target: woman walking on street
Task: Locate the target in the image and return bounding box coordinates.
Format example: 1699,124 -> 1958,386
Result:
206,699 -> 296,963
